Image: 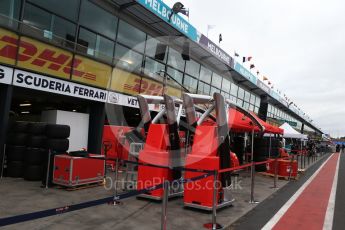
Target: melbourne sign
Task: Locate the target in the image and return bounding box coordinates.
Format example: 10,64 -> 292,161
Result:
137,0 -> 198,41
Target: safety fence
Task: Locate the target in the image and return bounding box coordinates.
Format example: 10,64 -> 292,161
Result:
0,150 -> 330,229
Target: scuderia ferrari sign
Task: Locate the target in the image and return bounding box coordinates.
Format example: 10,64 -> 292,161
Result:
13,69 -> 108,102
0,65 -> 13,85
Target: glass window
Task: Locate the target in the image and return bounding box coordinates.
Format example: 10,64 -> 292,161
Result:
80,0 -> 117,39
185,59 -> 200,78
145,36 -> 167,62
198,81 -> 210,95
237,98 -> 243,107
167,67 -> 183,85
210,86 -> 220,95
255,97 -> 260,107
183,74 -> 198,93
221,91 -> 230,99
237,87 -> 244,100
78,28 -> 114,62
114,44 -> 143,73
53,16 -> 76,41
0,0 -> 21,28
222,78 -> 231,92
23,3 -> 51,31
244,91 -> 250,102
117,20 -> 146,53
254,107 -> 259,114
144,57 -> 165,81
211,73 -> 222,89
28,0 -> 79,21
167,48 -> 185,71
250,94 -> 256,105
243,102 -> 249,110
199,65 -> 212,83
249,104 -> 254,111
230,83 -> 238,96
23,4 -> 76,44
230,95 -> 237,104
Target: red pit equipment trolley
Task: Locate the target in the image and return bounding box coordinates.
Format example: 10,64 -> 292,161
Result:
182,92 -> 264,210
136,94 -> 184,200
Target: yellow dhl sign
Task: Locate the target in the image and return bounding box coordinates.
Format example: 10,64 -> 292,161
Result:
111,68 -> 181,97
0,28 -> 111,88
0,28 -> 182,97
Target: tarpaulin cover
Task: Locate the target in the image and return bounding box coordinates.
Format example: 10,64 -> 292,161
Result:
249,112 -> 284,135
228,108 -> 260,132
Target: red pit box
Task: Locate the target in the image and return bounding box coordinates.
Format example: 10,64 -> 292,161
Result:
278,159 -> 298,178
53,154 -> 105,187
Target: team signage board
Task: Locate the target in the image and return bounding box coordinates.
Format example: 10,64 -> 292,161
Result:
136,0 -> 198,41
234,62 -> 258,85
0,65 -> 13,85
13,69 -> 108,102
107,91 -> 140,108
198,34 -> 232,66
257,79 -> 270,94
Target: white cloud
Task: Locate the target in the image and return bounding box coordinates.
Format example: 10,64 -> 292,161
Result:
164,0 -> 345,137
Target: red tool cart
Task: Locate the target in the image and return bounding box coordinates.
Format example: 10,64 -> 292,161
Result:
53,154 -> 105,187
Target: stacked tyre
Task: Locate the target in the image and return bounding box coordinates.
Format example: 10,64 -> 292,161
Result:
254,137 -> 280,171
5,121 -> 29,178
24,123 -> 47,181
42,124 -> 70,187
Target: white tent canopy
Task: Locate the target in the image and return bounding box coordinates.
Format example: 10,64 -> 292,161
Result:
280,122 -> 308,140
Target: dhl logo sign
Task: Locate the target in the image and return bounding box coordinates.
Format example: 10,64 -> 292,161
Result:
111,68 -> 181,97
0,28 -> 111,88
0,28 -> 180,96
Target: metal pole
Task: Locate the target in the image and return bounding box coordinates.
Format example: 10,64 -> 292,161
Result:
288,154 -> 294,180
45,150 -> 52,189
272,157 -> 278,189
204,170 -> 221,229
161,180 -> 169,230
249,129 -> 258,204
1,144 -> 6,179
211,170 -> 218,229
114,157 -> 119,198
268,136 -> 272,159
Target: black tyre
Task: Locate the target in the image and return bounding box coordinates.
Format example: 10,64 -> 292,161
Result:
27,135 -> 47,148
6,145 -> 26,161
7,161 -> 24,177
46,138 -> 69,152
12,133 -> 28,146
24,165 -> 43,181
13,121 -> 29,133
29,123 -> 47,135
46,124 -> 70,139
25,148 -> 46,164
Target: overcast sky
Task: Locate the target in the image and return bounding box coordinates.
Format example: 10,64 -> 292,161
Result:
164,0 -> 345,137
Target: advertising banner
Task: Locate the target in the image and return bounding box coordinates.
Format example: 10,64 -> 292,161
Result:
136,0 -> 198,42
234,62 -> 257,85
0,64 -> 13,85
0,28 -> 18,65
17,37 -> 73,79
111,68 -> 181,97
257,79 -> 270,94
13,69 -> 108,102
72,55 -> 112,89
198,34 -> 232,66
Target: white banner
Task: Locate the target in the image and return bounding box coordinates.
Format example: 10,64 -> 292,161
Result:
0,65 -> 14,85
107,91 -> 163,111
13,69 -> 108,102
